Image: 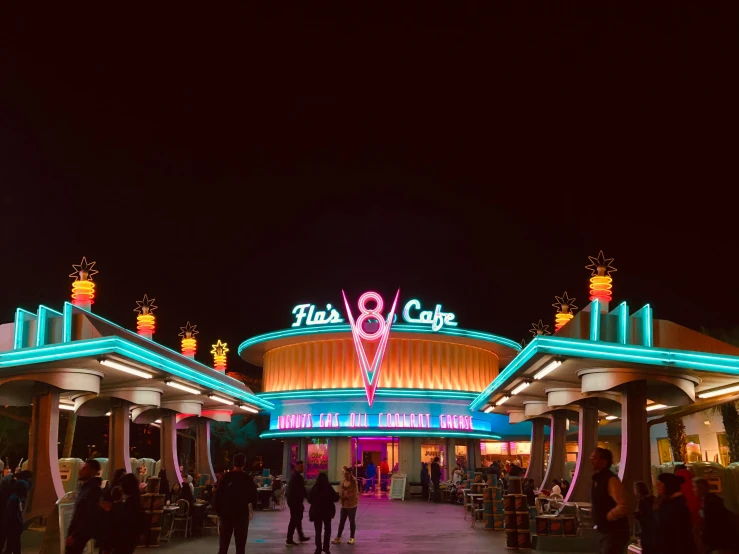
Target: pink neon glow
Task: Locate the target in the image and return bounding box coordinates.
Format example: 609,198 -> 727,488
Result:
342,289 -> 400,407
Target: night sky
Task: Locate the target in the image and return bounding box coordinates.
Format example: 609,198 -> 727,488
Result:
2,3 -> 737,379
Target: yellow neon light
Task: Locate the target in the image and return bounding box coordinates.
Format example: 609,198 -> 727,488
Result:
552,292 -> 577,332
134,294 -> 157,335
69,257 -> 98,306
179,321 -> 198,356
211,340 -> 229,371
586,250 -> 616,303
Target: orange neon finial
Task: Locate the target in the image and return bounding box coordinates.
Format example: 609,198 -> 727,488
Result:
211,340 -> 229,372
552,292 -> 577,332
529,319 -> 551,337
586,250 -> 616,303
179,321 -> 198,357
134,294 -> 157,336
69,257 -> 98,307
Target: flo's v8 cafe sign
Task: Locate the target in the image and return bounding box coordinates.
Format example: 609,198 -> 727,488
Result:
290,290 -> 459,407
291,297 -> 457,332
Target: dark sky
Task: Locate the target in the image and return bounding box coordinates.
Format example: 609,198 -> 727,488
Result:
1,2 -> 737,377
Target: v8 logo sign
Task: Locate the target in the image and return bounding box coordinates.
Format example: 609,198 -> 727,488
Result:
342,290 -> 400,407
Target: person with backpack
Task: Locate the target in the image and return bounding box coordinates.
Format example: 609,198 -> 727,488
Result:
215,453 -> 258,554
308,473 -> 339,554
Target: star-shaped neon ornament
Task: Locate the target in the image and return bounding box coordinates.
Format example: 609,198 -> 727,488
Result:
585,250 -> 617,277
69,257 -> 98,281
529,319 -> 551,337
210,340 -> 229,357
134,294 -> 158,315
179,321 -> 199,338
552,292 -> 577,314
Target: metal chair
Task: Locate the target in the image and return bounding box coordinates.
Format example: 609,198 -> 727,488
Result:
202,513 -> 219,535
171,499 -> 191,538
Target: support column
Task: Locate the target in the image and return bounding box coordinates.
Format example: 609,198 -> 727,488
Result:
109,400 -> 132,475
195,419 -> 216,482
565,399 -> 599,502
26,384 -> 65,522
542,411 -> 567,489
159,411 -> 181,487
282,441 -> 290,478
525,418 -> 546,486
329,437 -> 352,482
619,380 -> 651,508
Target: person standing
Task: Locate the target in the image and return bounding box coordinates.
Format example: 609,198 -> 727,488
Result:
66,459 -> 103,554
111,473 -> 143,554
590,448 -> 629,554
654,473 -> 696,554
364,461 -> 376,493
633,481 -> 656,554
308,473 -> 339,554
3,480 -> 28,554
692,478 -> 736,554
420,463 -> 430,501
430,457 -> 441,503
332,468 -> 359,545
286,460 -> 310,546
379,458 -> 390,493
215,454 -> 258,554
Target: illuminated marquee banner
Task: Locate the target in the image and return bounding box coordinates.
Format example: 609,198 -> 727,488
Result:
290,297 -> 457,332
276,412 -> 475,431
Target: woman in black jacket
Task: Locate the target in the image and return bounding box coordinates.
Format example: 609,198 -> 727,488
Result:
308,473 -> 339,554
654,473 -> 696,554
111,473 -> 143,554
633,481 -> 656,554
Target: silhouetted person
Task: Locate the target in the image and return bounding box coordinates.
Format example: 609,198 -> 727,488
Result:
215,453 -> 258,554
308,473 -> 339,554
3,480 -> 28,554
111,474 -> 142,554
66,459 -> 103,554
633,481 -> 656,554
286,460 -> 309,546
431,457 -> 441,503
420,463 -> 430,501
654,473 -> 696,554
692,478 -> 737,554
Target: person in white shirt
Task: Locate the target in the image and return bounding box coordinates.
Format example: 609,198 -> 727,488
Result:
550,479 -> 562,496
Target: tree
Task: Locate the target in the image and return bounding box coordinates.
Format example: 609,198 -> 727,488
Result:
0,408 -> 31,465
718,402 -> 739,463
666,417 -> 687,463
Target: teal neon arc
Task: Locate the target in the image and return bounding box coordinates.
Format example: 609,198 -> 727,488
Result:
258,388 -> 480,402
237,323 -> 521,356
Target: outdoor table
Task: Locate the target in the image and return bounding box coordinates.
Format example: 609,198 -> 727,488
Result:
257,486 -> 273,509
161,505 -> 181,542
190,502 -> 208,535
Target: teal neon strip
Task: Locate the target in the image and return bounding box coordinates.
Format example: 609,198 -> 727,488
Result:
616,302 -> 629,344
644,304 -> 653,347
469,339 -> 539,411
13,308 -> 36,350
0,336 -> 274,410
36,305 -> 63,347
260,429 -> 502,440
237,324 -> 521,357
258,388 -> 480,402
590,300 -> 601,342
470,334 -> 739,411
63,302 -> 73,343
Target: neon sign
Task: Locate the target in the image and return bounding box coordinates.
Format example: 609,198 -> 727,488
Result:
276,413 -> 475,431
401,299 -> 457,331
291,304 -> 344,327
343,290 -> 400,407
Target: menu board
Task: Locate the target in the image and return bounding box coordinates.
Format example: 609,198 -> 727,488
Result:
389,474 -> 406,501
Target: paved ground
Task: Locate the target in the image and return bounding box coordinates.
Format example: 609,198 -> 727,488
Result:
22,497 -> 562,554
